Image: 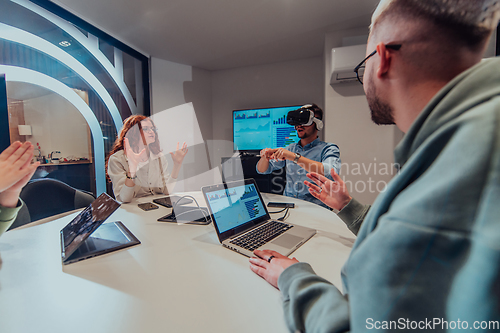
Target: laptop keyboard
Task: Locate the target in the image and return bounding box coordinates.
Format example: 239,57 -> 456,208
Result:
230,221 -> 293,251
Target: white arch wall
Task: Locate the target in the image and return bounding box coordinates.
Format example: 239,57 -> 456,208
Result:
13,0 -> 140,116
0,65 -> 106,195
0,23 -> 123,133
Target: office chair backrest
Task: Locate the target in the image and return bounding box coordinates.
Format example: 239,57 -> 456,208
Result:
9,178 -> 95,230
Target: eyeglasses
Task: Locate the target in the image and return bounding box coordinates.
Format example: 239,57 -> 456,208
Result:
141,126 -> 156,133
354,44 -> 401,85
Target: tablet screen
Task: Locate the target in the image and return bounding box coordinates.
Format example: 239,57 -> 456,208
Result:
61,193 -> 120,259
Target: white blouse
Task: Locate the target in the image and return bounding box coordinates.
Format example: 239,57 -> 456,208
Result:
107,150 -> 176,202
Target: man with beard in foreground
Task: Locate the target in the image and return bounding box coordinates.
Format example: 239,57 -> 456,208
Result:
249,0 -> 500,331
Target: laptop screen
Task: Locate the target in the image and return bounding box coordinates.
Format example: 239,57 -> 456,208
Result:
205,182 -> 267,233
61,193 -> 120,259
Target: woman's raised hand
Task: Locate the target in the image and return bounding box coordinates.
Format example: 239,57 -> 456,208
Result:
170,142 -> 188,166
124,137 -> 148,177
0,141 -> 40,208
0,141 -> 39,193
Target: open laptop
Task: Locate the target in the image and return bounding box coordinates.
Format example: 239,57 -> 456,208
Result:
60,192 -> 140,265
202,179 -> 316,257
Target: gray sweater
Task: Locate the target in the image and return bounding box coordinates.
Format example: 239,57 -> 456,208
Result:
278,57 -> 500,332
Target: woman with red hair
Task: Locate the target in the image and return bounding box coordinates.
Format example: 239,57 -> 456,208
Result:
106,115 -> 187,202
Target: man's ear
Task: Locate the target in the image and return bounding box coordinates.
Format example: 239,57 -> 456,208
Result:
376,43 -> 392,79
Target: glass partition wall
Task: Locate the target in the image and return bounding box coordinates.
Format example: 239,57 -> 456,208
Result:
0,0 -> 150,196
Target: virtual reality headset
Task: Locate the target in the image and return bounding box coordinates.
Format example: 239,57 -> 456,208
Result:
286,105 -> 324,131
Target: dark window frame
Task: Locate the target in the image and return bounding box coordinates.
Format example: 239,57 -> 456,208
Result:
496,24 -> 500,56
0,75 -> 9,152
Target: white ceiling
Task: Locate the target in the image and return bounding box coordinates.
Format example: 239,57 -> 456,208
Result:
52,0 -> 379,71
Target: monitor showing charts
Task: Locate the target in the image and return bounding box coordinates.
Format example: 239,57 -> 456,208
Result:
205,183 -> 267,233
233,105 -> 301,151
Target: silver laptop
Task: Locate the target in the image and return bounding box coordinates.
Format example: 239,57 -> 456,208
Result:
60,193 -> 140,265
202,179 -> 316,257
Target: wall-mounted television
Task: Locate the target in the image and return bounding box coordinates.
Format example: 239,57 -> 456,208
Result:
233,105 -> 301,151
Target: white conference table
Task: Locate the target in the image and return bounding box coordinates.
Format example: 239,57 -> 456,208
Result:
0,192 -> 355,333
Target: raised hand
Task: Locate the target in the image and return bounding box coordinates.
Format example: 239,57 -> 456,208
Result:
169,142 -> 188,166
0,141 -> 40,208
249,249 -> 299,289
304,168 -> 352,211
0,142 -> 39,192
124,137 -> 148,177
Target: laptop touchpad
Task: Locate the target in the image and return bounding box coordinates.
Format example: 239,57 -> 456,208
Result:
272,234 -> 302,249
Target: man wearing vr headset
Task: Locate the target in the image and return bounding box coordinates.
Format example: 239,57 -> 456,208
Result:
256,104 -> 341,208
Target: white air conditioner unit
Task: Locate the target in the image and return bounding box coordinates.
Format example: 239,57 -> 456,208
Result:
330,44 -> 367,85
